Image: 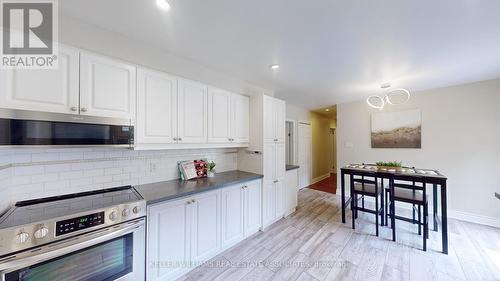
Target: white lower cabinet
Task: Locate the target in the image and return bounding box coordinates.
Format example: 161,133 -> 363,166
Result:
190,191 -> 221,263
243,180 -> 262,236
147,197 -> 190,281
284,169 -> 299,216
221,185 -> 245,249
147,179 -> 262,281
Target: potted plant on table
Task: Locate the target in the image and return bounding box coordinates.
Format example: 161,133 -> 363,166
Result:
376,161 -> 403,171
207,161 -> 216,177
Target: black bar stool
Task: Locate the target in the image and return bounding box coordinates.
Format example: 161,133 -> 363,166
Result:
350,175 -> 384,236
386,176 -> 429,251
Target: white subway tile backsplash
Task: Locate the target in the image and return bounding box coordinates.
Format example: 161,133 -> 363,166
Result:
2,148 -> 239,207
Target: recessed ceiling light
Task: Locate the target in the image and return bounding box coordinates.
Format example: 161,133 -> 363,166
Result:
325,109 -> 330,112
270,64 -> 280,70
156,0 -> 171,11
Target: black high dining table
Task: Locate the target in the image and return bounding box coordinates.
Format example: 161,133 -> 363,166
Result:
340,165 -> 449,254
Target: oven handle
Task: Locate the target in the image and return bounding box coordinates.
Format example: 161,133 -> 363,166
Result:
0,218 -> 145,273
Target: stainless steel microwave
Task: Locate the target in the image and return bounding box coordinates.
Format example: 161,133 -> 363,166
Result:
0,109 -> 134,147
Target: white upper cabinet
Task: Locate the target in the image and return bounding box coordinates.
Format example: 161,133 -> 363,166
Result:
0,45 -> 79,114
177,79 -> 208,143
275,99 -> 286,142
136,68 -> 178,144
208,87 -> 231,143
208,88 -> 250,144
231,94 -> 250,143
80,52 -> 136,119
263,95 -> 277,143
263,95 -> 286,143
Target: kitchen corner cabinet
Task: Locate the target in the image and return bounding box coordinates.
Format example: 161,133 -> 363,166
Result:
0,45 -> 80,114
80,52 -> 136,119
208,88 -> 249,144
136,68 -> 178,144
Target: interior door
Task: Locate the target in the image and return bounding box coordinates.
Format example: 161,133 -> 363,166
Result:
231,94 -> 250,143
0,45 -> 79,114
207,88 -> 231,143
221,184 -> 245,248
80,52 -> 136,119
298,123 -> 312,189
136,68 -> 178,144
147,198 -> 189,281
190,191 -> 220,263
177,79 -> 208,143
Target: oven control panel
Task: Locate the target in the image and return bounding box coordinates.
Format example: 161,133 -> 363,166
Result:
55,211 -> 105,236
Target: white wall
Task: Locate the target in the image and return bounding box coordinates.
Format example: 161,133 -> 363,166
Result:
59,15 -> 270,97
337,78 -> 500,225
286,104 -> 310,123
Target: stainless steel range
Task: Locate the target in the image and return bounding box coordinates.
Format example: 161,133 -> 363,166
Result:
0,186 -> 146,281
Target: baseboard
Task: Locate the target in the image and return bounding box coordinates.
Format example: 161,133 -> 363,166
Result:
311,173 -> 330,185
448,210 -> 500,228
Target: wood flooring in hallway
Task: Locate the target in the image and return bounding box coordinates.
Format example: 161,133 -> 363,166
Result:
307,173 -> 337,194
178,188 -> 500,281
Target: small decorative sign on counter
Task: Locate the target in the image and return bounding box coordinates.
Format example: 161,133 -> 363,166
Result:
178,159 -> 208,180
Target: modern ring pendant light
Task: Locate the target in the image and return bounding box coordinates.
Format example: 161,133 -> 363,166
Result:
366,84 -> 411,110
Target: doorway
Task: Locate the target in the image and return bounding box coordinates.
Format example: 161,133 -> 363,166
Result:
297,122 -> 312,189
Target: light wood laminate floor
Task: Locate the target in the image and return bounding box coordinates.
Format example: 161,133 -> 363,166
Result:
179,189 -> 500,281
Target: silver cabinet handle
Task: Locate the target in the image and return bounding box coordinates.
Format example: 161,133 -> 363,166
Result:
191,199 -> 195,203
186,201 -> 191,205
178,137 -> 182,141
173,137 -> 178,141
273,179 -> 278,183
70,106 -> 78,111
80,107 -> 87,112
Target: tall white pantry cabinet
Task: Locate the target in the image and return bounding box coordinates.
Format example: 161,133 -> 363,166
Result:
238,94 -> 293,228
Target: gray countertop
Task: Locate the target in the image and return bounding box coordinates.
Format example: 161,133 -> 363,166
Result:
286,165 -> 300,171
135,170 -> 263,205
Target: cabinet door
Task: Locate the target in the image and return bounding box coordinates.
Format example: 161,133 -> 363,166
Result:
244,180 -> 262,237
263,143 -> 276,181
275,99 -> 286,142
147,198 -> 190,281
0,45 -> 79,114
80,52 -> 136,119
231,94 -> 249,143
177,79 -> 208,143
207,88 -> 231,143
221,184 -> 245,248
275,142 -> 286,180
190,191 -> 221,263
136,68 -> 177,144
263,95 -> 277,143
276,179 -> 286,219
262,180 -> 277,226
285,169 -> 298,214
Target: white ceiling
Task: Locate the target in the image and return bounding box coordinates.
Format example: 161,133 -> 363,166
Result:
60,0 -> 500,109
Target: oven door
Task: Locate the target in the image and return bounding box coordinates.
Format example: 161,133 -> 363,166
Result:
0,219 -> 145,281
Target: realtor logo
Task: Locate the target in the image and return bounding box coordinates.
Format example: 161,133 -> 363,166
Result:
1,0 -> 58,69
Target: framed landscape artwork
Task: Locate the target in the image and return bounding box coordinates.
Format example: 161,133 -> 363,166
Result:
371,109 -> 422,148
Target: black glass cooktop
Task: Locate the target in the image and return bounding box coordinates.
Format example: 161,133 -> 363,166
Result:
0,186 -> 143,229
